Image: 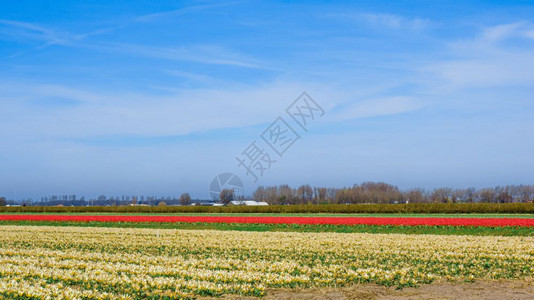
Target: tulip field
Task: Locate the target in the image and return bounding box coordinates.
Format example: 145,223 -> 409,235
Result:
1,214 -> 534,227
0,213 -> 533,299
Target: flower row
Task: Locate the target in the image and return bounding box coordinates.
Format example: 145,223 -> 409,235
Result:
1,214 -> 533,227
0,226 -> 532,299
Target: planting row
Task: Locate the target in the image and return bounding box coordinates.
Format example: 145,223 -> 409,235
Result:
1,202 -> 533,214
0,214 -> 533,227
0,226 -> 532,299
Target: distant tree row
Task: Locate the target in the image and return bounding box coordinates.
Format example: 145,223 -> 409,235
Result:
0,193 -> 195,207
2,184 -> 533,207
251,183 -> 534,205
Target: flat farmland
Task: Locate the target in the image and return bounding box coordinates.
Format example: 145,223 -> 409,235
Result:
0,225 -> 533,299
1,213 -> 533,236
0,212 -> 533,299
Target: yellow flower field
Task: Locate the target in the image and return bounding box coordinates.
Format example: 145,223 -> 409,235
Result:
0,226 -> 532,299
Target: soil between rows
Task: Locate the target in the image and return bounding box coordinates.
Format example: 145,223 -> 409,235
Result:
212,280 -> 534,300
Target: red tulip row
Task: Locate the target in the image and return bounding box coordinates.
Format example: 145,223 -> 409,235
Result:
1,214 -> 533,227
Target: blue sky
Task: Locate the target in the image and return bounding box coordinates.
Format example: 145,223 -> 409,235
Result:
1,1 -> 533,200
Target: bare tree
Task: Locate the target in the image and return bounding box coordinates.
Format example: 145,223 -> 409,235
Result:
463,187 -> 477,203
495,186 -> 512,203
326,188 -> 337,203
219,189 -> 235,204
278,184 -> 294,204
477,188 -> 496,203
179,193 -> 191,206
518,185 -> 534,203
335,188 -> 349,204
430,188 -> 453,203
317,187 -> 328,203
252,186 -> 265,202
405,189 -> 425,203
264,186 -> 278,204
297,184 -> 313,204
0,197 -> 6,206
478,188 -> 495,202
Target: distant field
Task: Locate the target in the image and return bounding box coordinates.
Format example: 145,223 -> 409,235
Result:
1,213 -> 533,236
1,212 -> 534,218
1,221 -> 532,236
1,202 -> 533,214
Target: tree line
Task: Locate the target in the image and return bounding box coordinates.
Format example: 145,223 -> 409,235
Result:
251,182 -> 534,205
2,183 -> 534,207
0,194 -> 193,207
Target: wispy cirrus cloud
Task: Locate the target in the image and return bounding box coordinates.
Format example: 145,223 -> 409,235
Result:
163,69 -> 215,82
328,96 -> 422,122
360,13 -> 430,30
326,12 -> 430,30
425,22 -> 534,89
0,19 -> 267,70
0,19 -> 117,58
90,42 -> 270,69
0,19 -> 123,46
0,22 -> 268,70
135,2 -> 237,23
480,22 -> 534,43
0,80 -> 328,142
0,19 -> 75,46
0,2 -> 237,58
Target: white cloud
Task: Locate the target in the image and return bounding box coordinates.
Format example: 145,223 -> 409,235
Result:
0,19 -> 74,46
0,18 -> 272,70
0,81 -> 341,142
0,19 -> 274,70
360,13 -> 429,30
425,22 -> 534,89
0,2 -> 235,58
91,42 -> 269,69
328,96 -> 422,121
134,2 -> 233,23
327,12 -> 430,30
163,70 -> 215,82
428,55 -> 534,88
481,22 -> 534,42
